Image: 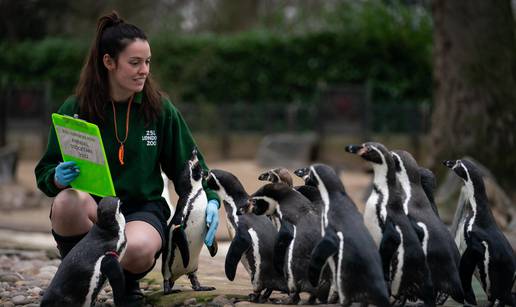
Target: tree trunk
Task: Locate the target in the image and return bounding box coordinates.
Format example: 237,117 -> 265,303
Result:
431,0 -> 516,193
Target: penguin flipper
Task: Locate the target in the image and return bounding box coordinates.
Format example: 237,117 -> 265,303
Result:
274,221 -> 294,273
225,230 -> 251,281
173,226 -> 190,268
308,228 -> 338,287
101,253 -> 125,306
206,239 -> 218,257
379,219 -> 401,282
460,236 -> 485,306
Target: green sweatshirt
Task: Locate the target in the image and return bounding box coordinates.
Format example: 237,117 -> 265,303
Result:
35,93 -> 219,207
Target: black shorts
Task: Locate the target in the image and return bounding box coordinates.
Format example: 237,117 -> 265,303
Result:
120,199 -> 170,251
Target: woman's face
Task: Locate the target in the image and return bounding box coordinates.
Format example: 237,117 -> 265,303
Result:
106,38 -> 151,100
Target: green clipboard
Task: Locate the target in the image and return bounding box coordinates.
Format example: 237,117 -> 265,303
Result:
52,113 -> 116,197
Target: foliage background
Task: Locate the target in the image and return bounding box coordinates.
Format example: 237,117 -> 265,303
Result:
0,1 -> 432,109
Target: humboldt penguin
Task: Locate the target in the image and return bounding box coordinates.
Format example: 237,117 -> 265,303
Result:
206,169 -> 287,302
346,142 -> 435,306
162,148 -> 217,294
392,150 -> 464,305
295,164 -> 390,307
258,167 -> 323,215
443,159 -> 516,306
247,183 -> 331,304
41,197 -> 127,307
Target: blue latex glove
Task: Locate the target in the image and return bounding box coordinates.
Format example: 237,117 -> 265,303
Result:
54,161 -> 80,188
204,199 -> 219,247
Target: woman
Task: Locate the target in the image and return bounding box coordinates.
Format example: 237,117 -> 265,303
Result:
34,11 -> 220,305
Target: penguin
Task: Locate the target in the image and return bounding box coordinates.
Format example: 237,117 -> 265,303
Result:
392,150 -> 464,305
247,183 -> 332,305
346,142 -> 435,306
258,167 -> 323,215
258,167 -> 293,187
443,159 -> 516,306
206,169 -> 287,303
294,164 -> 390,307
162,148 -> 217,295
41,197 -> 127,307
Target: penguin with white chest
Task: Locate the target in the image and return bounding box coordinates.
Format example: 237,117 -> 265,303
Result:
295,164 -> 390,307
392,150 -> 465,305
41,197 -> 127,307
443,159 -> 516,306
246,183 -> 332,304
346,142 -> 435,306
206,169 -> 287,302
162,149 -> 217,294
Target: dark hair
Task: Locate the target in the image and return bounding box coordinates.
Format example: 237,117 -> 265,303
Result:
75,11 -> 161,125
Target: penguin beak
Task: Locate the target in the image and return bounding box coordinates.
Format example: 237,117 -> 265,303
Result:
293,167 -> 309,178
442,160 -> 456,169
258,172 -> 269,181
202,169 -> 209,180
345,144 -> 366,155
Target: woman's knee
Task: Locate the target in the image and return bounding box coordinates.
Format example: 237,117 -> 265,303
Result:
51,189 -> 97,235
122,222 -> 162,273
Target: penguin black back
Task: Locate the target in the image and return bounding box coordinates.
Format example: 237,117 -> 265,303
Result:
206,168 -> 288,302
393,150 -> 464,305
299,164 -> 390,306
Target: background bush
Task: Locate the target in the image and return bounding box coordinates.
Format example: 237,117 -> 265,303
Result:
0,1 -> 432,108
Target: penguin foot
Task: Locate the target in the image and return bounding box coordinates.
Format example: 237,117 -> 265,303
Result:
259,289 -> 273,303
249,292 -> 260,302
285,293 -> 300,305
163,280 -> 182,295
192,285 -> 216,291
187,272 -> 215,291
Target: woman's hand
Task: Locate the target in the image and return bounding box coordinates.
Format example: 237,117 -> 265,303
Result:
54,161 -> 80,189
204,199 -> 219,247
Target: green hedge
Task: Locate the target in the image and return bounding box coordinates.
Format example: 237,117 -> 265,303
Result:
1,3 -> 432,107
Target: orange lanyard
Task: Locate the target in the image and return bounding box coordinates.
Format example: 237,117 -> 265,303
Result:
111,95 -> 133,165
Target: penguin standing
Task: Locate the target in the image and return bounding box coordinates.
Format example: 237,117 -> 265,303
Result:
206,169 -> 287,302
295,164 -> 390,307
443,159 -> 516,306
346,142 -> 435,306
392,150 -> 464,305
41,197 -> 127,307
258,167 -> 339,304
162,149 -> 217,294
247,183 -> 331,304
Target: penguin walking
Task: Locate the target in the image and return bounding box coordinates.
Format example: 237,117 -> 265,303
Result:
392,150 -> 464,305
259,167 -> 338,302
443,159 -> 516,306
346,142 -> 435,306
41,197 -> 127,307
206,169 -> 287,302
161,149 -> 217,294
247,183 -> 332,304
295,164 -> 390,307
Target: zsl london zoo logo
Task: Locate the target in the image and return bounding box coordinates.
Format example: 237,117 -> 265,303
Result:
142,130 -> 157,146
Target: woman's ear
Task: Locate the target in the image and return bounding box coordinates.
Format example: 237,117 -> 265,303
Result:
103,54 -> 115,71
